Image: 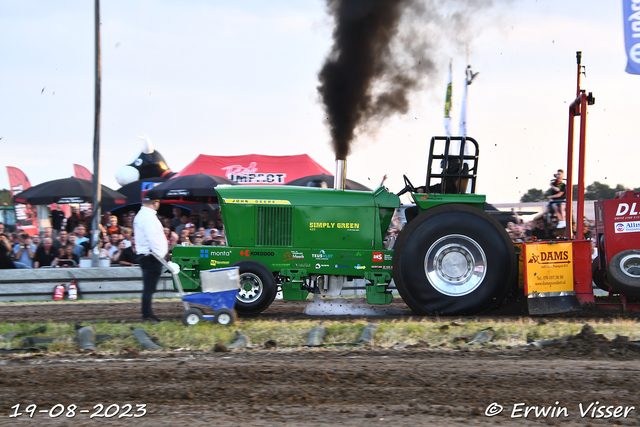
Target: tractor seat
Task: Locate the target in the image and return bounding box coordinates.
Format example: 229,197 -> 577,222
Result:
443,161 -> 470,194
427,159 -> 470,194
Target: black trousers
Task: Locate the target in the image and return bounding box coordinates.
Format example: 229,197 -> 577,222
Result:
139,255 -> 163,318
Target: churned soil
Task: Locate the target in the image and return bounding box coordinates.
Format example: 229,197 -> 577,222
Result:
1,347 -> 640,426
0,297 -> 418,324
1,298 -> 640,426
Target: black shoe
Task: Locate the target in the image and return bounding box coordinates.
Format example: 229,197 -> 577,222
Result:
142,316 -> 161,324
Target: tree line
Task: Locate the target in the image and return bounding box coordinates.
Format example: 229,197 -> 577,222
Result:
520,181 -> 640,203
0,189 -> 12,206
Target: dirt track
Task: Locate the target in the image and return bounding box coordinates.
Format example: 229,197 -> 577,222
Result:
0,298 -> 418,323
2,348 -> 640,426
2,298 -> 640,426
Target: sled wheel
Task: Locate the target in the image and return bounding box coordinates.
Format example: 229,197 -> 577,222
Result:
213,308 -> 237,326
232,260 -> 277,316
182,307 -> 204,326
393,203 -> 516,315
592,257 -> 610,292
608,250 -> 640,297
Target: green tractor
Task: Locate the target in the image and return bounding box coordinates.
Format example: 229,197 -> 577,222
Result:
171,136 -> 517,316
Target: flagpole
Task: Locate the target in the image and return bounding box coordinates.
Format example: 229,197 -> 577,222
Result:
458,44 -> 470,139
443,58 -> 452,138
91,0 -> 102,267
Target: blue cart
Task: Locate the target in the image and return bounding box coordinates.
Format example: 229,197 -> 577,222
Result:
157,253 -> 240,326
180,267 -> 240,326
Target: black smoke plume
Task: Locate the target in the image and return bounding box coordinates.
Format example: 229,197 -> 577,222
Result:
317,0 -> 505,160
318,0 -> 425,160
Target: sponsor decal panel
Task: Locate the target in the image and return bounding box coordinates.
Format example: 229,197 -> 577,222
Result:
209,260 -> 230,267
296,263 -> 311,268
527,250 -> 571,265
334,264 -> 349,269
614,221 -> 640,233
315,263 -> 330,269
284,250 -> 304,261
371,265 -> 393,270
525,242 -> 574,294
309,222 -> 360,231
354,264 -> 366,270
615,202 -> 640,218
372,252 -> 383,263
240,250 -> 275,257
312,250 -> 333,260
210,250 -> 232,257
224,198 -> 290,205
341,252 -> 363,261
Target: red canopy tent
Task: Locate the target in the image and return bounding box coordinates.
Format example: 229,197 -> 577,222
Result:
173,154 -> 332,185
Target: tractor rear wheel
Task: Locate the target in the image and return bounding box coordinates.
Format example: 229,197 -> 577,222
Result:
393,204 -> 516,315
232,260 -> 277,316
607,250 -> 640,297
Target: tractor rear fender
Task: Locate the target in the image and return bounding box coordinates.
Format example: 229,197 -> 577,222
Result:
412,193 -> 486,214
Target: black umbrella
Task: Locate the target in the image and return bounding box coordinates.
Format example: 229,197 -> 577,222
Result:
285,174 -> 371,191
145,173 -> 237,202
13,177 -> 127,205
102,177 -> 167,212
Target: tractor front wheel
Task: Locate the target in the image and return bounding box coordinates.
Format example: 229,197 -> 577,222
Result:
608,250 -> 640,297
393,204 -> 516,315
232,260 -> 277,316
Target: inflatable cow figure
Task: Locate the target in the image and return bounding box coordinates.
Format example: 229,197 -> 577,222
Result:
115,134 -> 175,186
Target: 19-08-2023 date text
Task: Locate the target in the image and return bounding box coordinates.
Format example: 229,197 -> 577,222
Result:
10,403 -> 147,418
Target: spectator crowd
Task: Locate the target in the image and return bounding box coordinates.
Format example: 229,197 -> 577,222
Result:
0,204 -> 226,269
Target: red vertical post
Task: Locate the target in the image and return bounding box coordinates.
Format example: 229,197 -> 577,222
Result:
566,108 -> 575,239
565,52 -> 582,239
576,93 -> 588,240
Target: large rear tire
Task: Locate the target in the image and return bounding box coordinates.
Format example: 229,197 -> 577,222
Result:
393,204 -> 516,315
232,260 -> 277,316
607,250 -> 640,297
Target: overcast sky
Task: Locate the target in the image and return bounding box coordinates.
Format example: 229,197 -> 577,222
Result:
0,0 -> 637,204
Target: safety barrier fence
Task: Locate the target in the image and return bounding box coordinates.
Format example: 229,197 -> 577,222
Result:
0,267 -> 177,302
0,268 -> 398,302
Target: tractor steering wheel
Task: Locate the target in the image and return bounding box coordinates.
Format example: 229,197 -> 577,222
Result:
397,174 -> 417,197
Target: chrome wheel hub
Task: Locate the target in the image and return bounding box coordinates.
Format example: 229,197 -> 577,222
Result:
425,234 -> 487,296
237,273 -> 263,303
619,254 -> 640,278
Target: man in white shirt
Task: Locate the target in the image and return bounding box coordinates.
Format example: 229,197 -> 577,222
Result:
133,199 -> 168,322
